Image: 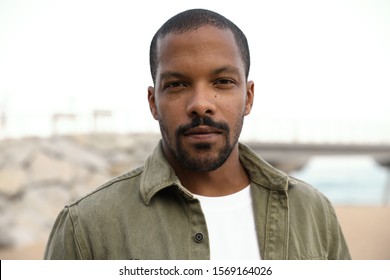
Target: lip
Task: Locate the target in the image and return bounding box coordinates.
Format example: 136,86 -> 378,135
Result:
184,125 -> 224,135
183,126 -> 224,140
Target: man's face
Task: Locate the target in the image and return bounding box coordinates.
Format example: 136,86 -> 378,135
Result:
148,25 -> 254,172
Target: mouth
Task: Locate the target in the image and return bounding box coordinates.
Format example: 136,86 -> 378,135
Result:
183,125 -> 224,140
184,125 -> 223,135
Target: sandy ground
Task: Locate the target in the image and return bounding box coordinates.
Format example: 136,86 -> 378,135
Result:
335,206 -> 390,260
1,206 -> 389,260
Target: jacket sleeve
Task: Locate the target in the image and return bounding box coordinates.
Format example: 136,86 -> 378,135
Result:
44,206 -> 85,260
326,201 -> 352,260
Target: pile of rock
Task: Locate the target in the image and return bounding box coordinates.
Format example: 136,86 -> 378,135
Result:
0,133 -> 160,250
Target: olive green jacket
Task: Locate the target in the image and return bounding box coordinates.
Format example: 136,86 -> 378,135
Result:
44,142 -> 351,260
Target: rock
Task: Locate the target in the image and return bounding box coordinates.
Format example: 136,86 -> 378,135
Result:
108,152 -> 135,175
0,196 -> 13,247
28,152 -> 76,184
11,185 -> 72,246
0,138 -> 37,169
0,228 -> 13,248
40,137 -> 108,172
0,133 -> 160,253
71,172 -> 111,199
0,167 -> 27,197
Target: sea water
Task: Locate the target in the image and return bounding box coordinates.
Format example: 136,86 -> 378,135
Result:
291,156 -> 389,206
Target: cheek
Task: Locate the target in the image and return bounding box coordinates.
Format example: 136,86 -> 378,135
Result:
158,104 -> 176,122
225,99 -> 246,118
225,101 -> 246,131
157,104 -> 181,134
158,116 -> 174,147
159,97 -> 187,119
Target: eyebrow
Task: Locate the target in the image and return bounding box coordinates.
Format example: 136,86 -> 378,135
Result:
211,65 -> 241,76
159,71 -> 187,81
160,66 -> 241,80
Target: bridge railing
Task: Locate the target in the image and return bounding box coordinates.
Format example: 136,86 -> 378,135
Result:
242,117 -> 390,145
1,110 -> 389,145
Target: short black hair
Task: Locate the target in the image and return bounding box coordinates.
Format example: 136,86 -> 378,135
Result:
149,9 -> 250,84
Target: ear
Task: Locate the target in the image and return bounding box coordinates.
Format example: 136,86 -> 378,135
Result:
244,81 -> 254,116
148,86 -> 159,120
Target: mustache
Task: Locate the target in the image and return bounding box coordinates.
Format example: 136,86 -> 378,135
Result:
176,116 -> 230,136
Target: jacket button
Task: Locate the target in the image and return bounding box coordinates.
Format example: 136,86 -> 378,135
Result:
194,232 -> 204,243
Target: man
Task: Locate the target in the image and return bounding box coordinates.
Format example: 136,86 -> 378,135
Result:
44,9 -> 351,260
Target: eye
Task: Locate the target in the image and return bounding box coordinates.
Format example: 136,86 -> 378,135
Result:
214,78 -> 236,88
163,81 -> 187,91
216,79 -> 234,84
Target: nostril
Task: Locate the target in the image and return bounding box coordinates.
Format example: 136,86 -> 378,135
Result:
186,90 -> 216,117
190,108 -> 213,118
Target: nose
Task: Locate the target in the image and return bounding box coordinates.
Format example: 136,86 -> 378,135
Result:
185,85 -> 216,118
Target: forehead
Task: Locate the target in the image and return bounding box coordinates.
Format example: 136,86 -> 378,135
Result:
155,26 -> 244,75
158,24 -> 236,44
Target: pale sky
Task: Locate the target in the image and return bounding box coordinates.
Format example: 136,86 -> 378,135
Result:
1,0 -> 389,142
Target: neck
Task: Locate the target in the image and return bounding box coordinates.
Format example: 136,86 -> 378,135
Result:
167,145 -> 250,197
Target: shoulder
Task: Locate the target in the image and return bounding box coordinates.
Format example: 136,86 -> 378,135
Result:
288,176 -> 323,197
287,176 -> 334,212
68,166 -> 144,209
287,176 -> 340,230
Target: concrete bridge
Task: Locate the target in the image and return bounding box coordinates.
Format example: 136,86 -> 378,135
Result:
245,141 -> 390,172
245,141 -> 390,205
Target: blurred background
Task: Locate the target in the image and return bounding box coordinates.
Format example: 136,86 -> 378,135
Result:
0,0 -> 389,259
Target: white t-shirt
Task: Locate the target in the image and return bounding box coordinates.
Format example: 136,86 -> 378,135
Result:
193,186 -> 261,260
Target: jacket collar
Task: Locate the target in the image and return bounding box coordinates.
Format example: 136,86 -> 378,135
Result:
140,140 -> 289,205
238,142 -> 289,192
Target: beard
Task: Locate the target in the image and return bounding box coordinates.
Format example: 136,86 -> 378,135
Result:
159,116 -> 244,172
